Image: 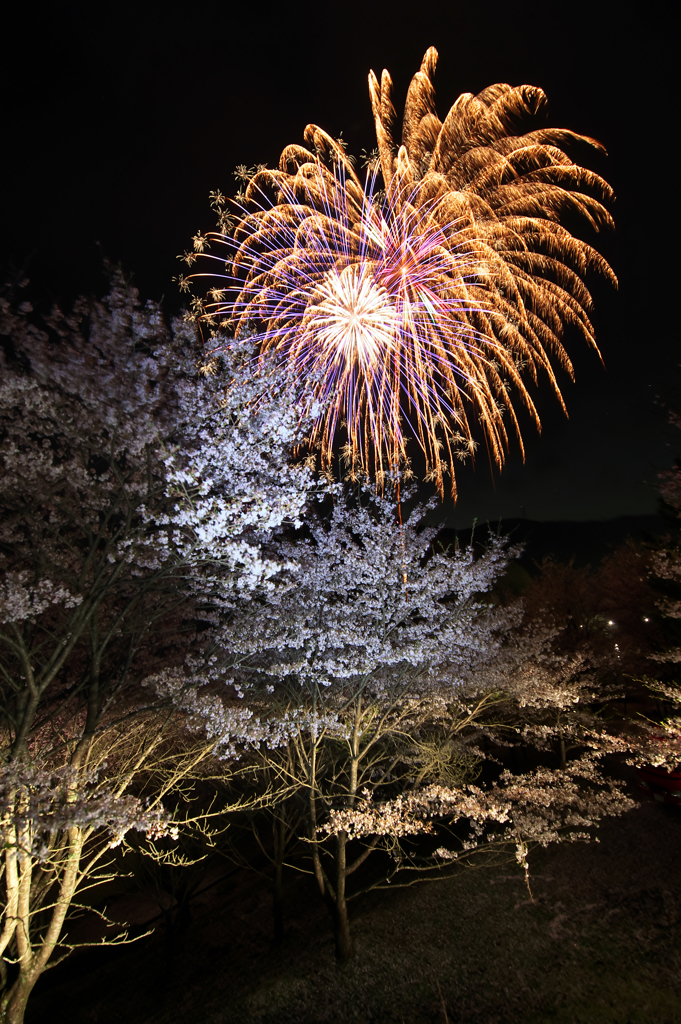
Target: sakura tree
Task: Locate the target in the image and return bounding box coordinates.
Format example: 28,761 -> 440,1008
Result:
505,543 -> 658,770
163,490 -> 513,958
0,273 -> 317,1023
163,488 -> 635,960
624,455 -> 681,769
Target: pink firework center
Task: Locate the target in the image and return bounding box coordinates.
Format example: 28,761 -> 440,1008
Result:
201,167 -> 516,494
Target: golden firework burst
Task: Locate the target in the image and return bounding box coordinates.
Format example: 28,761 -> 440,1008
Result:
193,48 -> 616,498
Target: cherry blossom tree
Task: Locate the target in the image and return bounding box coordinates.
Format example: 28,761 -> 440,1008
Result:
514,546 -> 658,769
155,489 -> 627,960
149,490 -> 514,957
0,273 -> 318,1023
623,456 -> 681,769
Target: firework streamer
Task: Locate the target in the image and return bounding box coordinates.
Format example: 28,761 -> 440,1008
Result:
184,47 -> 615,500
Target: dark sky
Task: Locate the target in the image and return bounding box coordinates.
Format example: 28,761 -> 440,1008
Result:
2,3 -> 674,526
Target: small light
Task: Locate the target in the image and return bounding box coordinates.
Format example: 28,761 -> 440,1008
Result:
644,617 -> 650,623
608,620 -> 615,626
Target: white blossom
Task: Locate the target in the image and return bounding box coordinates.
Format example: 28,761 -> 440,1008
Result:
0,572 -> 82,624
0,761 -> 175,860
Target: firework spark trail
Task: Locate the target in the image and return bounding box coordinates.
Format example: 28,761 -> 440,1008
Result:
196,165 -> 509,496
185,48 -> 615,498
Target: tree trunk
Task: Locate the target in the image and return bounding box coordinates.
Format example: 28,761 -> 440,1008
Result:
1,826 -> 83,1024
0,967 -> 39,1024
310,830 -> 355,961
272,856 -> 284,946
270,813 -> 288,945
332,831 -> 354,962
332,897 -> 354,962
559,737 -> 567,770
307,738 -> 355,961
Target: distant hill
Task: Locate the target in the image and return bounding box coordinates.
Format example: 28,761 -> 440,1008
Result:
436,514 -> 671,573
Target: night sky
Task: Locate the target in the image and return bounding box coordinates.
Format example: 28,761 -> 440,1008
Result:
2,3 -> 672,527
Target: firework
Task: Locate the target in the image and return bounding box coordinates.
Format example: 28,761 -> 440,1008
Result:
189,48 -> 616,498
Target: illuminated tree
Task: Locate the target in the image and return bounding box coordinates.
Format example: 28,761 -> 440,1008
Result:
626,451 -> 681,770
161,493 -> 632,961
0,276 -> 317,1023
518,547 -> 658,767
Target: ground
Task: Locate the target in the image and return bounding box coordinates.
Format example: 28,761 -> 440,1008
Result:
27,763 -> 681,1024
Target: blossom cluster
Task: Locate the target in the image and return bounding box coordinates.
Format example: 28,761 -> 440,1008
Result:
0,572 -> 82,625
321,755 -> 634,856
0,761 -> 176,860
214,492 -> 521,697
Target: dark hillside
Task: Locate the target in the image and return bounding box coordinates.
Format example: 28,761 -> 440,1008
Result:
437,515 -> 668,573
